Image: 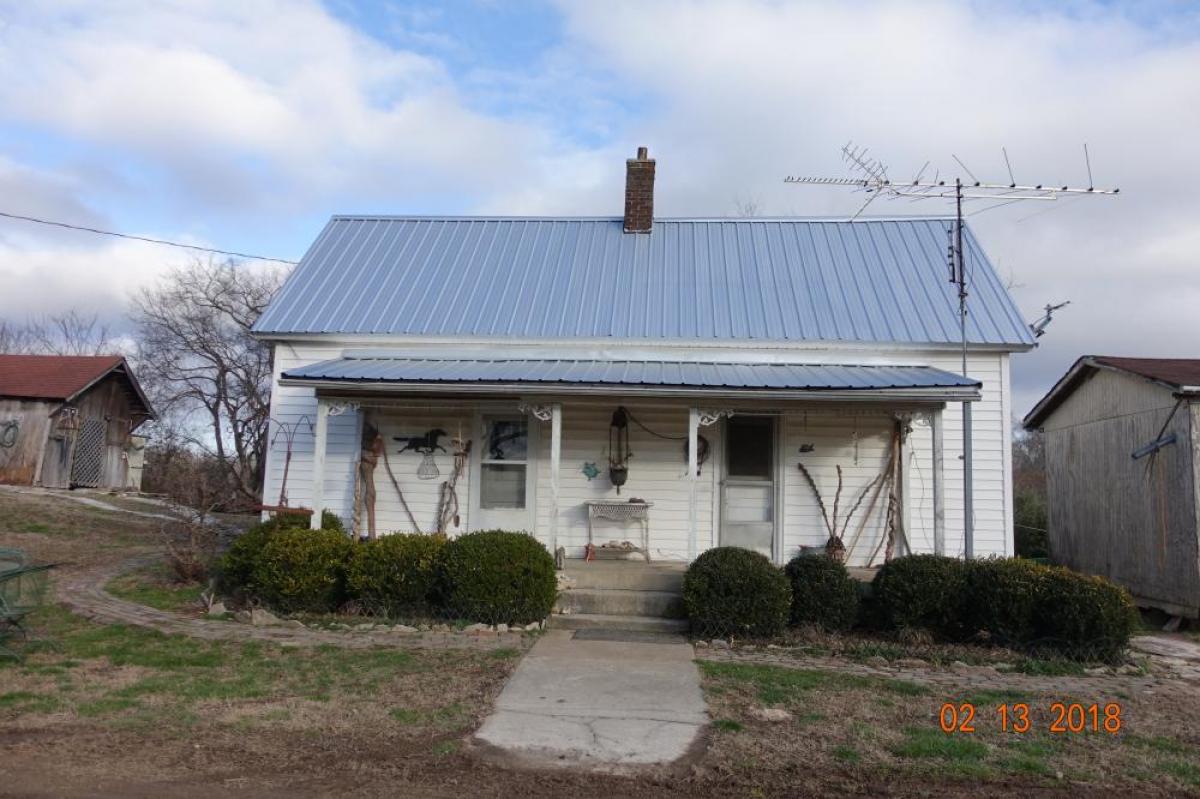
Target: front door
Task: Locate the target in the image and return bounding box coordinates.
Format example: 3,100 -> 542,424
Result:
472,414 -> 536,532
721,415 -> 776,557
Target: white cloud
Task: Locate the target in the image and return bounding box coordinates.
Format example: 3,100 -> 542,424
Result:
1,0 -> 1198,416
546,0 -> 1200,413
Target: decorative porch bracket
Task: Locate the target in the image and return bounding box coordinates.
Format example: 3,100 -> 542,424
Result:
519,402 -> 562,561
688,408 -> 733,561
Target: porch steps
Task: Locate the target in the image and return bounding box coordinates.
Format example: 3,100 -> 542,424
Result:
549,613 -> 689,635
551,560 -> 689,634
556,588 -> 685,618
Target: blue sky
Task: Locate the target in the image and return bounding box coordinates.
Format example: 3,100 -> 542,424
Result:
1,0 -> 1198,413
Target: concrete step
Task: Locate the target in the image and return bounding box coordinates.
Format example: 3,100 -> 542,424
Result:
549,613 -> 690,634
562,561 -> 685,592
556,588 -> 685,619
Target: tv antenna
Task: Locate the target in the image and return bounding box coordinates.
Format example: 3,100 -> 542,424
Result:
1029,300 -> 1071,339
785,143 -> 1118,560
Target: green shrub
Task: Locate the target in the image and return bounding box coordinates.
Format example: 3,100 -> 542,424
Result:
683,547 -> 791,638
784,554 -> 860,632
871,555 -> 967,638
346,534 -> 444,616
435,531 -> 556,625
962,557 -> 1046,645
320,510 -> 346,535
219,514 -> 311,593
1032,567 -> 1138,662
250,527 -> 354,613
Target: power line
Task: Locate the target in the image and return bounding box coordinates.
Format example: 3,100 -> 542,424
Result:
0,210 -> 298,264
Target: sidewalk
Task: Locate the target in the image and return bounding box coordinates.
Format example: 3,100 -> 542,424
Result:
474,629 -> 708,772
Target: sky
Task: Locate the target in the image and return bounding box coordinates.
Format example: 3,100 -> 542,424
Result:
1,0 -> 1198,416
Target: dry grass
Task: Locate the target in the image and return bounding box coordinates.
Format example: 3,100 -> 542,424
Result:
698,659 -> 1200,796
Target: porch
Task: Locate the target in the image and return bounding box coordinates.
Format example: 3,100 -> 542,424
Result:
279,355 -> 979,570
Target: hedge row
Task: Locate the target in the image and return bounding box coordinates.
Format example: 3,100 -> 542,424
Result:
682,548 -> 1138,661
220,521 -> 556,625
870,554 -> 1139,660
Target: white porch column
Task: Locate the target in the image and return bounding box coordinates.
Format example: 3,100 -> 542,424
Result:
310,397 -> 330,530
549,403 -> 562,558
931,406 -> 946,556
687,407 -> 699,561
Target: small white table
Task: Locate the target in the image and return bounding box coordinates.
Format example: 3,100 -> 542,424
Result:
584,501 -> 654,563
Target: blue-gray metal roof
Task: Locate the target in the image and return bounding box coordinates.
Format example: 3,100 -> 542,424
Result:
281,357 -> 981,394
254,216 -> 1035,347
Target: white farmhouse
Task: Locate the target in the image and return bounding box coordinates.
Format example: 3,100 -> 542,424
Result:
253,148 -> 1032,573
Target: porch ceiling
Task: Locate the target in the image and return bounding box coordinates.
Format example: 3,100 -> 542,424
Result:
281,357 -> 981,402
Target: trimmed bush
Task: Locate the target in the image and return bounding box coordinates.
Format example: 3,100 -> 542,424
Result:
219,513 -> 311,593
871,555 -> 967,638
435,530 -> 556,625
250,527 -> 354,613
320,510 -> 346,535
1032,567 -> 1139,662
961,557 -> 1046,645
785,554 -> 860,632
683,547 -> 791,638
346,534 -> 444,616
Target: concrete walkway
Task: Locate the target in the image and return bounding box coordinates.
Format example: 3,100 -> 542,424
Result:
474,629 -> 708,772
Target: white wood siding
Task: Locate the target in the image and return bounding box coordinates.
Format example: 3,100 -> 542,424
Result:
263,342 -> 1013,561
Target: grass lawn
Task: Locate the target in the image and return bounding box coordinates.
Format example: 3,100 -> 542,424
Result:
1,604 -> 525,795
698,659 -> 1200,796
105,563 -> 207,613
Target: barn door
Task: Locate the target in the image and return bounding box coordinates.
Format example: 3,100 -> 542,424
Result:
70,418 -> 106,488
720,416 -> 776,557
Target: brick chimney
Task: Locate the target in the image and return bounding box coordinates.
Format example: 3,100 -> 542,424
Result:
623,146 -> 655,233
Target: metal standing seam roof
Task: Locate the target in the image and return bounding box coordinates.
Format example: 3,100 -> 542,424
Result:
253,216 -> 1035,348
281,358 -> 982,395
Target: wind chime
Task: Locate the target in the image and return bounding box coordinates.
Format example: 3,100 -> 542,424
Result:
608,407 -> 631,493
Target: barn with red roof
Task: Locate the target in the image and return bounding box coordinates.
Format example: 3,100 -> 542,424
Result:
0,354 -> 154,489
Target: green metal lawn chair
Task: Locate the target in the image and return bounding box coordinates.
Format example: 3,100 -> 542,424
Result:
0,561 -> 54,660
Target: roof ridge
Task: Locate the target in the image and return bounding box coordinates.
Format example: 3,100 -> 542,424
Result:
327,214 -> 959,223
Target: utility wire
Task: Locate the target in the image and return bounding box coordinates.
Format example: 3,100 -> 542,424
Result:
0,210 -> 298,264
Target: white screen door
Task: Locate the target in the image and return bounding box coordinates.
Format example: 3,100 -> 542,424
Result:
473,415 -> 535,532
720,416 -> 775,556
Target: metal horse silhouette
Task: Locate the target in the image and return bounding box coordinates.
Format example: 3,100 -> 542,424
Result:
394,428 -> 448,455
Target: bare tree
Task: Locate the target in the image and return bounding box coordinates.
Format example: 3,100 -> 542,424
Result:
131,259 -> 284,505
0,310 -> 114,355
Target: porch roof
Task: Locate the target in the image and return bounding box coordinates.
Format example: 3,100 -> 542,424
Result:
281,357 -> 981,402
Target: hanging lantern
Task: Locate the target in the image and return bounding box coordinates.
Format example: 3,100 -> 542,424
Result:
608,406 -> 631,493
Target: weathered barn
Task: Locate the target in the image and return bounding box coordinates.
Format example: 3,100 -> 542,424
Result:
0,355 -> 154,490
1025,356 -> 1200,618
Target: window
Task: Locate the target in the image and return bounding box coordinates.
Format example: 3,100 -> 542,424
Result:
726,416 -> 774,479
480,418 -> 528,509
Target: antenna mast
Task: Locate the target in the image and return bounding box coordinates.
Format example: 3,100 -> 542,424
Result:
786,143 -> 1117,560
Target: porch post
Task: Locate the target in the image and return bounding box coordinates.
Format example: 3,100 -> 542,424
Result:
931,406 -> 946,556
687,407 -> 699,561
310,397 -> 329,530
550,403 -> 562,558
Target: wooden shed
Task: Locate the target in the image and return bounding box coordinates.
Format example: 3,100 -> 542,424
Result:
1025,356 -> 1200,618
0,355 -> 154,490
